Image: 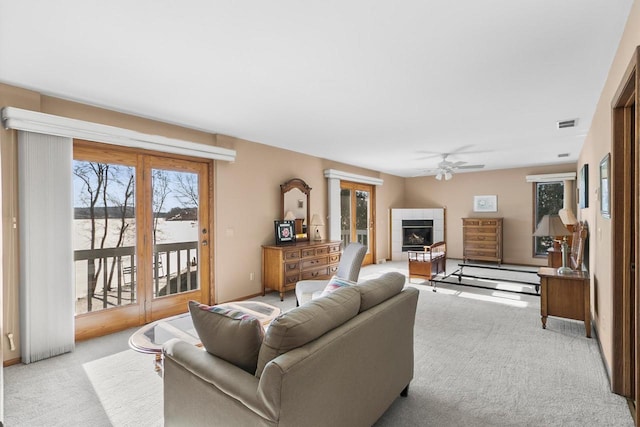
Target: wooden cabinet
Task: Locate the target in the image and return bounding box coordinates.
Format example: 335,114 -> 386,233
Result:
462,218 -> 503,264
262,240 -> 342,300
537,267 -> 590,337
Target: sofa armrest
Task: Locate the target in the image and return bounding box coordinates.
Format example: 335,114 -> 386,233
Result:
163,339 -> 277,422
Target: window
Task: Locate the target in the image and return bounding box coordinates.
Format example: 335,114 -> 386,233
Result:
534,181 -> 564,256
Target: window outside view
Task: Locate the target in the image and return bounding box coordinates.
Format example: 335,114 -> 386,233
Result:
534,181 -> 564,256
73,161 -> 199,315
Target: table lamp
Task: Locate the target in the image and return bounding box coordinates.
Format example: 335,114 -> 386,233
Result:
310,214 -> 324,241
533,214 -> 573,274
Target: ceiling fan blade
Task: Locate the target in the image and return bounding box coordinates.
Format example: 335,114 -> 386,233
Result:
451,161 -> 467,167
457,164 -> 485,170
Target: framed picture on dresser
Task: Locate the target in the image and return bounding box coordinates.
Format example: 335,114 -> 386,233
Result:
274,220 -> 296,245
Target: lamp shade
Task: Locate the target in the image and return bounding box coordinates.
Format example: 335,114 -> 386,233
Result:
310,214 -> 324,226
284,211 -> 296,221
533,214 -> 571,237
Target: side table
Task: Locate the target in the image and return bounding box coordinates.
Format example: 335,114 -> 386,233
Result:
537,267 -> 590,338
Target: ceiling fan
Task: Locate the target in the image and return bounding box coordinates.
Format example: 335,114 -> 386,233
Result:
425,154 -> 485,181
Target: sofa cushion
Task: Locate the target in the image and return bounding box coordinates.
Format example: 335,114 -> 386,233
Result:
255,286 -> 361,377
357,272 -> 406,312
188,300 -> 264,374
320,275 -> 357,297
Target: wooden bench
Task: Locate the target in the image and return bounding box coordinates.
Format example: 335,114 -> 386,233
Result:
408,241 -> 446,284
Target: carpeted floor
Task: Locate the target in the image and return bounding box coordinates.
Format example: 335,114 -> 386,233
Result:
4,260 -> 634,426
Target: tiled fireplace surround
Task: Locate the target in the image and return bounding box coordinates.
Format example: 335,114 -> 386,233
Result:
391,208 -> 445,261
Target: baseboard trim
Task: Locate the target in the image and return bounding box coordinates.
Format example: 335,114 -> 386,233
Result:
590,317 -> 614,391
3,357 -> 21,367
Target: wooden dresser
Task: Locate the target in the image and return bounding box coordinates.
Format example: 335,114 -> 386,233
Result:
462,217 -> 503,264
262,240 -> 342,300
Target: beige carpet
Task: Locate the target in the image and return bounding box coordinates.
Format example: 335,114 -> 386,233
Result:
4,260 -> 633,426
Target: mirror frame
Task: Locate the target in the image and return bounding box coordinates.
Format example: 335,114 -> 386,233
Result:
281,178 -> 312,242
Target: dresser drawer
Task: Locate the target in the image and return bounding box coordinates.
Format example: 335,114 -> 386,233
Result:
465,227 -> 497,235
284,261 -> 300,273
284,274 -> 299,285
283,250 -> 301,261
301,256 -> 328,270
300,267 -> 330,280
465,248 -> 497,257
328,244 -> 341,253
301,248 -> 316,258
329,254 -> 340,263
465,242 -> 497,250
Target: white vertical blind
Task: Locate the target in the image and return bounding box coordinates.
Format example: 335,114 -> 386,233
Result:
18,131 -> 74,363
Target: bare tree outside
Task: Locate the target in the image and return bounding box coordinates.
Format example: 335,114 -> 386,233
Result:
174,172 -> 199,208
73,161 -> 135,311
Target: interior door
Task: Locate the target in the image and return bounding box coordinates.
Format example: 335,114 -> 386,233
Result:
340,181 -> 375,265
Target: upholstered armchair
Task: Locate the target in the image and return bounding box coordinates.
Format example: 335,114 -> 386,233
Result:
295,242 -> 367,305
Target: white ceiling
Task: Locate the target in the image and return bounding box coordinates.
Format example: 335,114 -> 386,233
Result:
0,1 -> 634,177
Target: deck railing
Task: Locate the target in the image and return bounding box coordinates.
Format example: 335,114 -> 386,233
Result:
74,241 -> 198,313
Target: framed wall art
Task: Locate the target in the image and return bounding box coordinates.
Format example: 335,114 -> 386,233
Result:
274,220 -> 296,245
599,153 -> 610,218
473,195 -> 498,212
578,164 -> 589,209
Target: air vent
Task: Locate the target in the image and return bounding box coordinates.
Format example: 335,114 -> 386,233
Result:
558,153 -> 570,158
557,119 -> 577,129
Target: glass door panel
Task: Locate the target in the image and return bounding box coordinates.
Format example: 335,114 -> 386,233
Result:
151,169 -> 200,298
145,156 -> 210,322
340,182 -> 375,265
73,160 -> 137,315
340,189 -> 352,249
355,190 -> 370,251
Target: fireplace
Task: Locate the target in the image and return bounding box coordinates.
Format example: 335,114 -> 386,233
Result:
402,219 -> 433,251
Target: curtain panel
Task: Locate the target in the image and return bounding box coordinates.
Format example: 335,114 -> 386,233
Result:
18,131 -> 74,363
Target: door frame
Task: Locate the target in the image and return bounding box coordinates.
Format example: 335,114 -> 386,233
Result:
611,46 -> 639,424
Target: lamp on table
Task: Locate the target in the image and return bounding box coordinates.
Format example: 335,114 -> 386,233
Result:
533,214 -> 572,274
310,214 -> 324,241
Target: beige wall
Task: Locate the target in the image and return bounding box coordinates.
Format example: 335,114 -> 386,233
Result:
404,164 -> 576,265
577,0 -> 640,378
212,135 -> 401,302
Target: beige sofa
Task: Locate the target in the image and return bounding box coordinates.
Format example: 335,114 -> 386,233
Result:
163,272 -> 419,426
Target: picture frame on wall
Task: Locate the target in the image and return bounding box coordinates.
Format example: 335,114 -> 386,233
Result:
473,195 -> 498,212
578,164 -> 589,209
274,220 -> 296,245
599,153 -> 611,218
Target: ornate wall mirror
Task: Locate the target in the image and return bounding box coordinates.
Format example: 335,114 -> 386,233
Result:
281,178 -> 311,241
